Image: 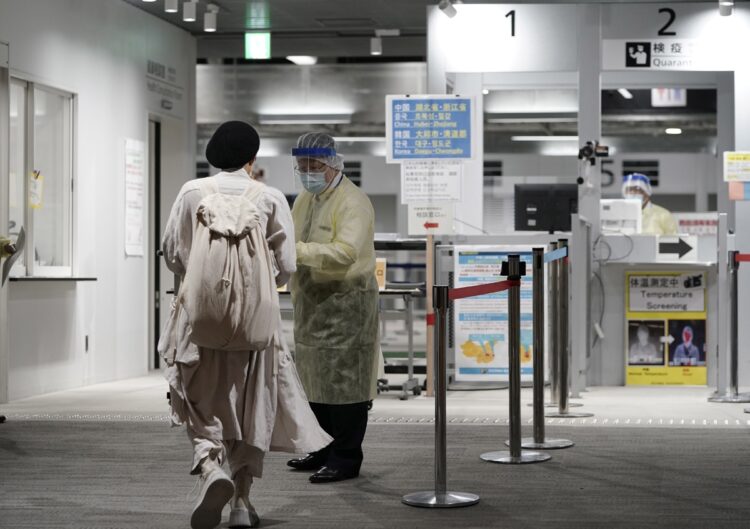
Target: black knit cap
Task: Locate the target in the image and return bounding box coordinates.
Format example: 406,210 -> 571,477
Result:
205,121 -> 260,170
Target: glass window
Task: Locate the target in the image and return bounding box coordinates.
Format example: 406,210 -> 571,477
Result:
9,81 -> 26,274
6,80 -> 74,277
32,87 -> 73,272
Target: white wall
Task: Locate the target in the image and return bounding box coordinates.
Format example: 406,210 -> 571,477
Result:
0,0 -> 196,400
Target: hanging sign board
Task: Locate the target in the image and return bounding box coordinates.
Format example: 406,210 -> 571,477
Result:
386,95 -> 473,162
603,39 -> 705,70
125,138 -> 146,257
625,271 -> 707,386
723,152 -> 750,182
407,202 -> 455,236
400,161 -> 462,204
452,246 -> 537,383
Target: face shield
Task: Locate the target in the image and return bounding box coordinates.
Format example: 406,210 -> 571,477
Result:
292,133 -> 345,194
622,173 -> 652,204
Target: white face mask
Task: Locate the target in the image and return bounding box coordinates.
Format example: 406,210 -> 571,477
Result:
296,169 -> 329,194
625,192 -> 645,205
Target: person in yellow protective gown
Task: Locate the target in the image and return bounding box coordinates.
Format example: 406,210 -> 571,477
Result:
287,132 -> 379,484
622,172 -> 677,235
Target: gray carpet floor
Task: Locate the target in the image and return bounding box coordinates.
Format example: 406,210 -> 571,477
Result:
1,421 -> 750,528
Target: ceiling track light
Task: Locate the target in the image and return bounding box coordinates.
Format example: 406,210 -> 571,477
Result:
617,88 -> 634,100
165,0 -> 178,13
183,1 -> 197,22
439,0 -> 458,18
370,37 -> 382,56
719,0 -> 733,16
204,3 -> 219,32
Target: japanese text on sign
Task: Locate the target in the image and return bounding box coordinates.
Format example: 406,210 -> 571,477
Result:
400,161 -> 462,204
628,273 -> 705,313
387,96 -> 472,161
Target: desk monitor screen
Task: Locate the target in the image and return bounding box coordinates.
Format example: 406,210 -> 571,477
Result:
514,184 -> 578,232
600,199 -> 642,235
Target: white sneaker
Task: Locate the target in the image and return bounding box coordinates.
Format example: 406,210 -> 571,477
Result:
190,457 -> 235,529
228,467 -> 260,528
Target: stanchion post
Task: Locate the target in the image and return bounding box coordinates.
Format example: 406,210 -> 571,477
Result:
547,240 -> 593,419
546,242 -> 560,408
402,285 -> 479,508
710,250 -> 750,403
481,255 -> 550,465
520,248 -> 573,450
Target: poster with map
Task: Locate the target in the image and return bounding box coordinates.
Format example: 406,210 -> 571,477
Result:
453,246 -> 537,382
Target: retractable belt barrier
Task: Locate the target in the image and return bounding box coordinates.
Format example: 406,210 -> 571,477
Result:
403,257 -> 528,507
710,251 -> 750,405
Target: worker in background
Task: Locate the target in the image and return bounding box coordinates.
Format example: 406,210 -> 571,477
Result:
622,172 -> 678,235
287,132 -> 380,484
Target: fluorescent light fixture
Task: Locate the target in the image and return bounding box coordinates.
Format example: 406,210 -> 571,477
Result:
482,89 -> 490,95
511,135 -> 579,142
142,0 -> 157,2
438,0 -> 458,18
165,0 -> 178,13
370,37 -> 382,56
719,0 -> 733,16
258,113 -> 351,125
245,32 -> 271,59
333,136 -> 385,143
183,1 -> 197,22
486,112 -> 578,124
617,88 -> 634,100
204,4 -> 219,32
665,128 -> 682,135
286,55 -> 318,65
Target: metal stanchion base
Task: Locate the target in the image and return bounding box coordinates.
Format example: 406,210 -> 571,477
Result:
480,450 -> 551,464
515,437 -> 574,450
545,411 -> 594,418
707,393 -> 750,403
539,401 -> 582,408
402,491 -> 480,508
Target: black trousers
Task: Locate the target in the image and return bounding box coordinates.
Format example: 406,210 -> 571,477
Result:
309,401 -> 369,474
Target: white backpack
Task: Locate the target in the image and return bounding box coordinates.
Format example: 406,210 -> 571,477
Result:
179,177 -> 279,351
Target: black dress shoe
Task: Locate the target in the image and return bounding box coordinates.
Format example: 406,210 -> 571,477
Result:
309,466 -> 359,484
287,454 -> 325,471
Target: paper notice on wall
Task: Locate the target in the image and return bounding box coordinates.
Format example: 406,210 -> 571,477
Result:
723,152 -> 750,182
401,160 -> 462,204
28,171 -> 44,209
125,139 -> 145,257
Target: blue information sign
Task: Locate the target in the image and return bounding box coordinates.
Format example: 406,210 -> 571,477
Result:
387,96 -> 472,161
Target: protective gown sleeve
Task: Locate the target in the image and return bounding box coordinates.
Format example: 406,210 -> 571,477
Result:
296,199 -> 373,280
264,189 -> 297,286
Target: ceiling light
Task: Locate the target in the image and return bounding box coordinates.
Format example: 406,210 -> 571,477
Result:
617,88 -> 633,100
665,128 -> 682,135
183,1 -> 197,22
370,37 -> 382,56
439,0 -> 458,18
719,0 -> 733,16
286,55 -> 318,65
204,4 -> 219,32
482,89 -> 490,95
245,32 -> 271,59
142,0 -> 157,3
165,0 -> 178,13
511,136 -> 579,142
258,113 -> 352,125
